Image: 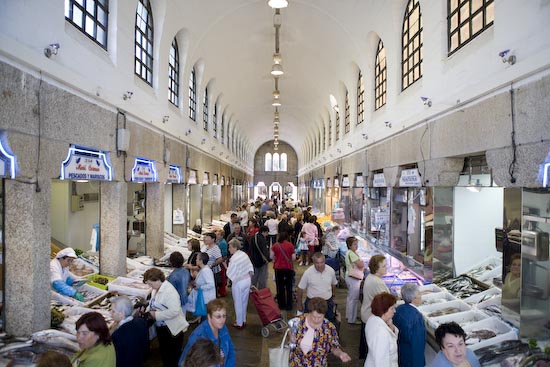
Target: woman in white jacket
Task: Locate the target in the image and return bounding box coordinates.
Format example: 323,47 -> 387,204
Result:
143,267 -> 189,367
365,292 -> 398,367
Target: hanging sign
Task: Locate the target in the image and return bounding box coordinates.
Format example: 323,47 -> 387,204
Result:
166,164 -> 182,184
131,157 -> 158,182
342,176 -> 350,187
213,174 -> 219,185
0,132 -> 17,179
60,145 -> 112,181
326,178 -> 332,188
221,175 -> 225,186
373,173 -> 386,187
333,178 -> 340,188
356,175 -> 365,187
188,170 -> 197,184
399,168 -> 422,187
202,172 -> 209,185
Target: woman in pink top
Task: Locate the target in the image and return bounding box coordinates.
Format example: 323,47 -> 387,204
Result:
270,232 -> 296,311
301,216 -> 318,266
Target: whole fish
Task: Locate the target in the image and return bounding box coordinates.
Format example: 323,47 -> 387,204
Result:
0,340 -> 33,354
32,329 -> 77,342
33,336 -> 80,353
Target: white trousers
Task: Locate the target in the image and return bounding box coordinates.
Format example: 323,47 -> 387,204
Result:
345,275 -> 361,323
232,276 -> 251,326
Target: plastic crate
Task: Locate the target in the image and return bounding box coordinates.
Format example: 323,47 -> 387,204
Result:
85,274 -> 115,290
419,299 -> 471,319
463,287 -> 501,306
421,291 -> 457,306
463,316 -> 518,351
108,276 -> 152,299
427,309 -> 488,330
418,284 -> 443,294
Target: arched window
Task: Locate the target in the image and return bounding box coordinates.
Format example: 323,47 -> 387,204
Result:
212,104 -> 218,139
344,90 -> 351,134
221,115 -> 225,144
375,39 -> 387,110
168,38 -> 179,106
188,67 -> 197,121
323,125 -> 326,151
65,0 -> 108,49
448,0 -> 494,55
265,153 -> 272,171
357,71 -> 364,125
328,117 -> 332,147
203,87 -> 209,131
273,153 -> 280,171
280,153 -> 287,171
402,0 -> 423,90
135,0 -> 153,85
335,111 -> 340,141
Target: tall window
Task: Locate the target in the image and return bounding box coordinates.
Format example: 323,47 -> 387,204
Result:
357,71 -> 364,125
273,153 -> 280,171
344,91 -> 351,134
212,104 -> 218,139
449,0 -> 494,54
135,0 -> 154,85
168,38 -> 179,106
375,39 -> 387,110
323,125 -> 326,151
65,0 -> 108,49
265,153 -> 272,171
402,0 -> 423,90
280,153 -> 287,171
221,115 -> 225,144
203,88 -> 209,131
188,67 -> 196,121
335,111 -> 340,142
328,118 -> 332,147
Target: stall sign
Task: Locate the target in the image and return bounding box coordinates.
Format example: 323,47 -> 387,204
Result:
399,168 -> 422,187
202,172 -> 209,185
342,176 -> 350,187
131,157 -> 158,182
166,165 -> 182,184
333,178 -> 340,188
326,178 -> 332,188
60,145 -> 112,181
0,132 -> 17,179
373,173 -> 386,187
543,162 -> 550,188
213,174 -> 219,185
221,175 -> 225,186
356,175 -> 365,187
188,170 -> 197,184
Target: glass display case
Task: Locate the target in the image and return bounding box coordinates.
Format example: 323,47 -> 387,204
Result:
366,187 -> 390,246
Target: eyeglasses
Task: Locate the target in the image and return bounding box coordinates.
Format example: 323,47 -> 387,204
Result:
211,313 -> 227,319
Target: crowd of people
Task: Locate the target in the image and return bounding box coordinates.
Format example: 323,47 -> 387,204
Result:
48,197 -> 481,367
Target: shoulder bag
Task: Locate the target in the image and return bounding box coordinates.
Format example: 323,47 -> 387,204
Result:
269,328 -> 290,367
346,252 -> 364,280
254,233 -> 270,264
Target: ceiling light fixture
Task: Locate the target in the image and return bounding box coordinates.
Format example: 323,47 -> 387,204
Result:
268,0 -> 288,9
272,98 -> 281,107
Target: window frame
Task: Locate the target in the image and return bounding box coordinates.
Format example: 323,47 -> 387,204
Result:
357,71 -> 364,125
65,0 -> 109,49
188,67 -> 197,121
448,0 -> 494,55
168,38 -> 179,106
335,111 -> 340,142
212,104 -> 218,139
344,91 -> 351,134
203,87 -> 209,131
134,0 -> 154,85
375,39 -> 387,110
402,0 -> 423,91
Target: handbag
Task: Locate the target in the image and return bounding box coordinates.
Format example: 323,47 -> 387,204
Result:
193,288 -> 207,317
269,328 -> 290,367
347,252 -> 364,280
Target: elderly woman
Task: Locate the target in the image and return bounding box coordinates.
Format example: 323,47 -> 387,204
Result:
182,338 -> 223,367
432,322 -> 480,367
111,296 -> 149,367
178,299 -> 235,367
344,236 -> 365,324
143,267 -> 189,367
365,292 -> 398,367
289,297 -> 351,366
72,312 -> 116,367
393,283 -> 425,367
226,238 -> 254,329
359,254 -> 389,359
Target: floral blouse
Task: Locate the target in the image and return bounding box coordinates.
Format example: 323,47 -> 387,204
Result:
289,314 -> 340,367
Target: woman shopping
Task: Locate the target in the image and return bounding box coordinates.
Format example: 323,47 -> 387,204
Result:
364,292 -> 399,367
72,312 -> 116,367
226,238 -> 254,329
344,236 -> 365,324
187,252 -> 216,323
270,231 -> 296,311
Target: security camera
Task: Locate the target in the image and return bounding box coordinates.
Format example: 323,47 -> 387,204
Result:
420,96 -> 432,107
44,43 -> 60,58
499,49 -> 516,65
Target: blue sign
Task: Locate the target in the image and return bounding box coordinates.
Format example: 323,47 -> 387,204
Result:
60,145 -> 112,181
131,157 -> 158,182
167,164 -> 182,184
0,132 -> 17,179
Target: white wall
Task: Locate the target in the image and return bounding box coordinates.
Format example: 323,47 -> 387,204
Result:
454,187 -> 503,275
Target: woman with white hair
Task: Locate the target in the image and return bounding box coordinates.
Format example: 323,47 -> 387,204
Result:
226,239 -> 254,329
393,283 -> 426,367
111,296 -> 149,367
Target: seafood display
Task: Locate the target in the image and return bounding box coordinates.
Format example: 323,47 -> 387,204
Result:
438,275 -> 487,299
427,307 -> 462,318
68,258 -> 97,277
466,329 -> 497,343
474,340 -> 531,365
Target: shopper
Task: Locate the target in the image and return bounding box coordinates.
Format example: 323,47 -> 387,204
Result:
181,338 -> 223,367
187,252 -> 216,323
250,225 -> 271,289
226,238 -> 254,329
365,292 -> 399,367
393,283 -> 425,367
167,251 -> 191,312
203,232 -> 223,293
110,296 -> 149,367
184,239 -> 201,273
344,236 -> 364,324
37,351 -> 72,367
50,247 -> 85,302
270,231 -> 296,311
432,322 -> 480,367
143,267 -> 189,367
72,312 -> 116,367
264,211 -> 279,249
215,229 -> 229,297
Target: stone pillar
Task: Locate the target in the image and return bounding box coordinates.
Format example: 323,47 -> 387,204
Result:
4,179 -> 51,336
418,157 -> 463,187
99,181 -> 127,277
146,182 -> 164,259
172,184 -> 186,238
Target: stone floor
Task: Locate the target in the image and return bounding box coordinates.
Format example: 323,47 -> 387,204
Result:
144,260 -> 364,366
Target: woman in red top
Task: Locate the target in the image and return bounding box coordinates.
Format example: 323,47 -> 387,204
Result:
245,218 -> 259,241
270,231 -> 296,311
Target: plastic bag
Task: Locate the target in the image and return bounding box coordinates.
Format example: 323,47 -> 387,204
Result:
193,288 -> 207,317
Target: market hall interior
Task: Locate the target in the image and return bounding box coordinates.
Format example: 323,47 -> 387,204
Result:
0,0 -> 550,364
